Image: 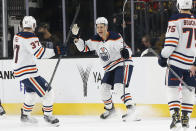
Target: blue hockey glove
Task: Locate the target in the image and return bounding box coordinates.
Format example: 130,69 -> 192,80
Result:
53,45 -> 66,56
158,55 -> 167,67
120,48 -> 129,59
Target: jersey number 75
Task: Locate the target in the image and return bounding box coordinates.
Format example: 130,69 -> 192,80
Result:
183,28 -> 196,48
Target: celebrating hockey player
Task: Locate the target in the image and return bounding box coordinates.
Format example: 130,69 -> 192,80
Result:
13,16 -> 65,125
72,17 -> 136,121
158,0 -> 196,130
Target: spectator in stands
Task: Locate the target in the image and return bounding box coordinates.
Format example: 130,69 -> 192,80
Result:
37,23 -> 60,49
140,35 -> 156,56
142,35 -> 152,48
110,14 -> 121,33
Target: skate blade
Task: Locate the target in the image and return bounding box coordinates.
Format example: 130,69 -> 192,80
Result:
122,116 -> 141,122
122,111 -> 141,122
100,110 -> 117,120
133,117 -> 142,121
45,122 -> 60,127
182,127 -> 189,131
171,123 -> 182,131
52,123 -> 60,127
21,121 -> 38,126
0,114 -> 6,119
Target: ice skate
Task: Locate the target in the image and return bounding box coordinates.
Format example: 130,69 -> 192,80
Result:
122,104 -> 141,122
0,105 -> 6,116
44,115 -> 60,126
100,105 -> 116,119
170,111 -> 181,131
20,109 -> 38,124
181,113 -> 189,131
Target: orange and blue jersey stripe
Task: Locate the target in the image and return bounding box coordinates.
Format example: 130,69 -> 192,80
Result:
121,93 -> 132,104
14,65 -> 38,78
181,103 -> 193,113
123,65 -> 129,86
43,105 -> 53,112
29,77 -> 46,97
164,37 -> 179,47
169,17 -> 196,22
103,97 -> 112,105
15,34 -> 38,39
23,103 -> 34,112
169,51 -> 194,65
103,57 -> 132,71
168,101 -> 180,111
34,47 -> 46,59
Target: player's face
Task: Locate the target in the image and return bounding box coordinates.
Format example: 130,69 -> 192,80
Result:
96,24 -> 108,38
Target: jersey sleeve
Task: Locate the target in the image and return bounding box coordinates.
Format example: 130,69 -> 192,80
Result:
74,38 -> 94,52
161,20 -> 179,58
25,38 -> 55,59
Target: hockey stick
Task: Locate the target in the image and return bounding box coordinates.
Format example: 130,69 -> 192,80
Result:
122,0 -> 128,104
141,48 -> 193,92
48,4 -> 80,87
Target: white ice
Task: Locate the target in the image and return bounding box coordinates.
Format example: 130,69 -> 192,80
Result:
0,115 -> 196,131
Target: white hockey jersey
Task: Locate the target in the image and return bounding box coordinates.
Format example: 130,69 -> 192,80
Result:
75,32 -> 133,72
13,32 -> 55,80
161,13 -> 196,70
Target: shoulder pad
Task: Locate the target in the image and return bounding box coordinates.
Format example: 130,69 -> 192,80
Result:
16,32 -> 37,39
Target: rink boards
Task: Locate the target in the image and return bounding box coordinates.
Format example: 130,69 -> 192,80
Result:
0,57 -> 195,117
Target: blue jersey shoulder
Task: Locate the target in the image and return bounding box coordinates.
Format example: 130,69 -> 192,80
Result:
16,32 -> 37,38
169,13 -> 196,21
91,34 -> 102,41
90,31 -> 121,42
108,32 -> 121,40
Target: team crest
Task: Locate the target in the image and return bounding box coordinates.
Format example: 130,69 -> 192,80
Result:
99,47 -> 110,61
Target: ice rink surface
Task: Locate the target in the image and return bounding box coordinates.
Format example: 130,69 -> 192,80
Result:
0,115 -> 196,131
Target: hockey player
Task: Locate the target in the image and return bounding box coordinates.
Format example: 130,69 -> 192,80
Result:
72,17 -> 136,121
13,16 -> 65,125
158,0 -> 196,130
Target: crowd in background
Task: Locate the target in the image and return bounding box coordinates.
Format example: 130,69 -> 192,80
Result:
1,0 -> 196,58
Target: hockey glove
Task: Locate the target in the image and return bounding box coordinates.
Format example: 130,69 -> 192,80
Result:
72,24 -> 80,39
120,48 -> 129,59
158,55 -> 167,67
53,45 -> 66,56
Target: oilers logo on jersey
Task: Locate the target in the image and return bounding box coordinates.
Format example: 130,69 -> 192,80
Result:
99,47 -> 110,62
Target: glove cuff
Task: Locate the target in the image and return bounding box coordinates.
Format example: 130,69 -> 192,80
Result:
72,34 -> 79,39
160,54 -> 167,60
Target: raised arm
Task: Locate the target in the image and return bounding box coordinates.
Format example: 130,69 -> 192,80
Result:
72,24 -> 94,52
